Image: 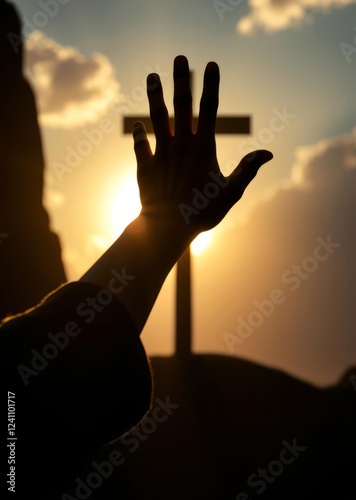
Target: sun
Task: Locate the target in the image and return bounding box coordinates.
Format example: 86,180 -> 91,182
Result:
109,175 -> 142,238
191,231 -> 213,256
106,175 -> 213,255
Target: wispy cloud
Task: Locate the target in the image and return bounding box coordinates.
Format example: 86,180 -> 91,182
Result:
25,31 -> 122,128
237,0 -> 356,35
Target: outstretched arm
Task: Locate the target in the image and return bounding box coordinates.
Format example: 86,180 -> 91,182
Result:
80,55 -> 273,333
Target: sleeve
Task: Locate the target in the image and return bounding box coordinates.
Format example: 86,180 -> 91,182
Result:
1,281 -> 153,448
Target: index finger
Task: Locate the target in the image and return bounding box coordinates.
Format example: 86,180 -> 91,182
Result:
147,73 -> 172,146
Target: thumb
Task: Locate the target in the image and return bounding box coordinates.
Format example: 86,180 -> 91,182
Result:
225,149 -> 273,206
133,121 -> 152,167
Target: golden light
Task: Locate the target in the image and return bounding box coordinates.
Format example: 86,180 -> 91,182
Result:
191,231 -> 213,256
106,175 -> 212,256
109,174 -> 142,238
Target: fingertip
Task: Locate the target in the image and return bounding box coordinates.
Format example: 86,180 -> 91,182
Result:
133,124 -> 152,163
206,61 -> 219,72
173,55 -> 190,80
147,73 -> 160,91
174,55 -> 189,66
133,121 -> 148,147
203,61 -> 220,87
242,149 -> 273,166
258,149 -> 274,163
230,150 -> 273,180
133,120 -> 146,133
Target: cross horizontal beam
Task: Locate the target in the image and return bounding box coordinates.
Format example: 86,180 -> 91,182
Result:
123,116 -> 251,135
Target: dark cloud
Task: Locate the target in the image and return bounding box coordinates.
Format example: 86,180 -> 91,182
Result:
197,128 -> 356,385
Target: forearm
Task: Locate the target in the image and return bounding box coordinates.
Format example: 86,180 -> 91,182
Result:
80,214 -> 193,333
80,55 -> 273,333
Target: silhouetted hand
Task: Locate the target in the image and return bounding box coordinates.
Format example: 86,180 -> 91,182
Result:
82,56 -> 273,331
133,55 -> 273,237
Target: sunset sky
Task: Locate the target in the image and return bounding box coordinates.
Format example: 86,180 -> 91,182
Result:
11,0 -> 356,386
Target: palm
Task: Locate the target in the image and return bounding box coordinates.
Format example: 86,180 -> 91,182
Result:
134,56 -> 273,236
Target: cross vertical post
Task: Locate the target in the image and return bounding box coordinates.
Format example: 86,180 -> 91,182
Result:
175,246 -> 191,357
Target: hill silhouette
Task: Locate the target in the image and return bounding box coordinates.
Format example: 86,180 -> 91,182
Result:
0,0 -> 66,319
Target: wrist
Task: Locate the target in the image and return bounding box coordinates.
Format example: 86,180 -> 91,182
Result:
134,209 -> 197,253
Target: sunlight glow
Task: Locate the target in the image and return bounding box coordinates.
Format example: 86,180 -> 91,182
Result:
109,175 -> 141,238
107,174 -> 213,256
191,231 -> 213,256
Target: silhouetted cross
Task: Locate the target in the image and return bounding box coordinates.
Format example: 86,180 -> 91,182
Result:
123,72 -> 250,358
